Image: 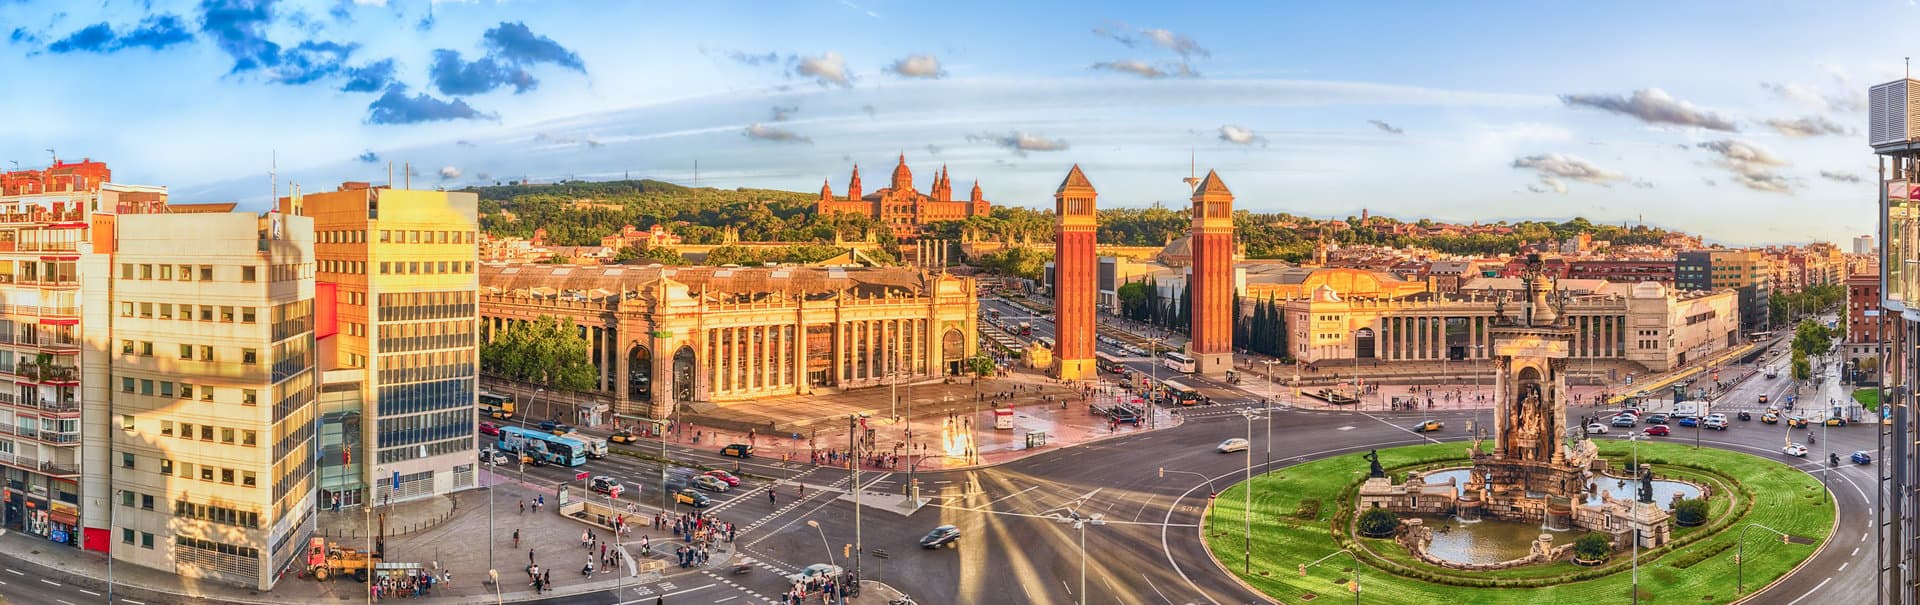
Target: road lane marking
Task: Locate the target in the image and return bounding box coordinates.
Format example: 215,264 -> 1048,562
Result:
122,599 -> 145,605
1789,577 -> 1832,605
56,600 -> 73,605
714,597 -> 737,603
984,485 -> 1040,507
1852,547 -> 1860,556
4,569 -> 22,576
40,578 -> 60,586
1142,572 -> 1174,604
1839,562 -> 1849,571
78,589 -> 100,596
617,582 -> 715,604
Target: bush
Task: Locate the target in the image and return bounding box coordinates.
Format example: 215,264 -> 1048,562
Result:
1357,507 -> 1399,538
1669,539 -> 1733,569
1296,498 -> 1323,520
1673,497 -> 1709,527
1573,533 -> 1612,562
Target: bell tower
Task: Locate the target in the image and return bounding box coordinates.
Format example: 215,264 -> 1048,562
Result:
1052,165 -> 1098,380
1186,170 -> 1235,376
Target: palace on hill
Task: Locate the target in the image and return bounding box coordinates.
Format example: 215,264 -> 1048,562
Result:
816,154 -> 991,240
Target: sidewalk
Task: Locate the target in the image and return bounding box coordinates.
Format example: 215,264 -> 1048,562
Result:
0,469 -> 743,604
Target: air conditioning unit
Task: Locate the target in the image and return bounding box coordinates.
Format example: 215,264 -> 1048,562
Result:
1870,79 -> 1920,149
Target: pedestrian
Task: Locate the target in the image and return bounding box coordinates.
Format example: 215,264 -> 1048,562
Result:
769,489 -> 777,506
529,548 -> 536,564
543,569 -> 551,591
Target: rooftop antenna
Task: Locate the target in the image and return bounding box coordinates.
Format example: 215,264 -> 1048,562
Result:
45,149 -> 55,166
404,162 -> 411,190
270,150 -> 278,204
1182,148 -> 1200,193
694,160 -> 699,187
387,161 -> 394,188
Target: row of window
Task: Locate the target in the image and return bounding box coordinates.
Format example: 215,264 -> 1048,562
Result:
268,263 -> 313,283
377,260 -> 475,276
118,377 -> 256,405
121,340 -> 260,365
377,291 -> 475,322
138,418 -> 259,447
120,301 -> 258,323
175,500 -> 262,529
375,229 -> 476,245
120,528 -> 155,549
148,455 -> 259,488
120,263 -> 250,283
319,260 -> 366,275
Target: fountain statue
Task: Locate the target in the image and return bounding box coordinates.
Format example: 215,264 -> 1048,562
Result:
1637,465 -> 1655,504
1364,449 -> 1386,479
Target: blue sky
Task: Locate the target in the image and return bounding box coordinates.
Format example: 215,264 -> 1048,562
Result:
0,0 -> 1900,245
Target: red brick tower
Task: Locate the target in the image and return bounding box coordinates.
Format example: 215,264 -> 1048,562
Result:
1053,165 -> 1098,380
1188,170 -> 1235,376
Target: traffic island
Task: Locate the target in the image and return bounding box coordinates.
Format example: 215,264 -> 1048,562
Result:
1203,441 -> 1833,603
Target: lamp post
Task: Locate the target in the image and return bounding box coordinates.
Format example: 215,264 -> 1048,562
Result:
1736,522 -> 1792,595
1300,547 -> 1361,605
1051,510 -> 1105,605
805,520 -> 838,570
1622,432 -> 1643,605
1261,359 -> 1278,475
1149,336 -> 1162,421
1240,410 -> 1259,574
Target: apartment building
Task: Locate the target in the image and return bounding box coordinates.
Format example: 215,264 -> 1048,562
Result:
283,183 -> 479,505
1676,249 -> 1771,334
107,212 -> 317,589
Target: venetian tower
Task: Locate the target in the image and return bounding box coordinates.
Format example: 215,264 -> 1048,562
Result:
1187,170 -> 1236,377
1053,165 -> 1098,380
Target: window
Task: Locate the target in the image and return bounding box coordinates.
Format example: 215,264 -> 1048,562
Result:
242,307 -> 256,323
242,389 -> 258,405
200,466 -> 213,481
180,344 -> 193,359
121,340 -> 133,354
140,341 -> 152,356
380,262 -> 390,274
199,425 -> 212,441
380,230 -> 391,243
141,532 -> 153,549
221,428 -> 234,444
122,452 -> 134,468
180,462 -> 193,477
242,471 -> 256,487
159,381 -> 173,397
221,306 -> 235,322
199,265 -> 212,281
158,303 -> 172,320
180,384 -> 193,399
120,264 -> 133,279
179,264 -> 192,281
122,528 -> 133,544
199,306 -> 213,321
161,420 -> 173,436
200,345 -> 213,361
160,459 -> 172,475
141,494 -> 153,511
242,349 -> 257,364
179,423 -> 193,439
242,430 -> 257,447
121,491 -> 134,507
120,302 -> 132,317
220,468 -> 234,484
159,264 -> 173,280
121,414 -> 133,431
201,387 -> 213,402
139,379 -> 153,395
139,264 -> 152,279
242,266 -> 256,282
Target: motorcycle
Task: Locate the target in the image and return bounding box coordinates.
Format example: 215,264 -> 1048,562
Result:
888,598 -> 918,605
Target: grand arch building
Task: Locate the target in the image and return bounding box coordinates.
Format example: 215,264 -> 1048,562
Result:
478,262 -> 979,418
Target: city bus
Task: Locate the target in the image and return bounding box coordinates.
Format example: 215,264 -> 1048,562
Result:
1037,336 -> 1056,349
478,390 -> 516,420
1095,352 -> 1128,375
1162,380 -> 1205,405
497,426 -> 589,467
1162,352 -> 1196,374
1018,321 -> 1033,336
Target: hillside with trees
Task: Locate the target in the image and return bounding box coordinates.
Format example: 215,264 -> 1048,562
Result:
470,179 -> 900,253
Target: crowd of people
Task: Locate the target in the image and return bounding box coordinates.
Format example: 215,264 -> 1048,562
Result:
783,569 -> 849,605
369,568 -> 449,599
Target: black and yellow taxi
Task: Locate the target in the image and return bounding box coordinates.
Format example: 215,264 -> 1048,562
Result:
609,429 -> 640,444
1410,420 -> 1444,433
671,488 -> 712,508
720,443 -> 755,458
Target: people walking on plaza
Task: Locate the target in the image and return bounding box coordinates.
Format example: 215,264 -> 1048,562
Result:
513,528 -> 520,548
519,499 -> 525,514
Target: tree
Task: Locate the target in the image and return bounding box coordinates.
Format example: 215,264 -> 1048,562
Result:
1573,533 -> 1612,562
968,354 -> 995,378
481,315 -> 599,393
1791,349 -> 1812,382
1357,508 -> 1399,538
638,245 -> 688,266
1672,498 -> 1709,527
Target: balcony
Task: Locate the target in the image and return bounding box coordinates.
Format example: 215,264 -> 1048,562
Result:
0,208 -> 84,226
0,451 -> 79,478
16,274 -> 78,288
13,362 -> 77,385
14,333 -> 79,352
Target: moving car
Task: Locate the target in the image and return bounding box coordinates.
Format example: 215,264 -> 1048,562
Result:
1703,416 -> 1729,430
919,525 -> 961,549
1761,412 -> 1780,425
1611,416 -> 1637,428
1584,423 -> 1609,435
1783,443 -> 1809,457
1644,414 -> 1669,426
1737,410 -> 1751,421
1853,450 -> 1874,465
1677,416 -> 1698,428
1825,416 -> 1848,427
703,470 -> 741,486
609,429 -> 641,444
672,488 -> 711,508
479,422 -> 500,436
1410,420 -> 1444,433
720,443 -> 755,458
481,450 -> 512,466
1643,425 -> 1670,436
1787,416 -> 1809,428
537,421 -> 574,436
1217,438 -> 1249,453
590,476 -> 624,496
1758,394 -> 1770,404
692,475 -> 730,492
786,563 -> 844,584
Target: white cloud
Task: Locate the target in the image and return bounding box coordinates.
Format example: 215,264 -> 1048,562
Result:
1512,153 -> 1624,194
743,123 -> 811,143
1695,139 -> 1793,194
1091,60 -> 1196,79
794,52 -> 851,87
1765,115 -> 1849,138
885,54 -> 944,79
1560,88 -> 1738,131
1526,177 -> 1568,194
438,166 -> 461,179
1217,124 -> 1267,146
967,131 -> 1069,156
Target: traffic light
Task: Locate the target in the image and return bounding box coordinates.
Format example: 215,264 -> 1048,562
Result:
1348,580 -> 1359,593
844,544 -> 852,558
1782,534 -> 1790,545
1158,467 -> 1165,478
1298,564 -> 1306,577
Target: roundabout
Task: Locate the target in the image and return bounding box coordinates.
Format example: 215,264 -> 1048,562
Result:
1202,440 -> 1836,603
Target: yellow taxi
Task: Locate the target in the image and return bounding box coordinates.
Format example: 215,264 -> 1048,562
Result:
1410,420 -> 1445,433
1761,412 -> 1780,424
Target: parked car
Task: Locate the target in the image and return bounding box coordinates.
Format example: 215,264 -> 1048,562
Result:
692,475 -> 730,492
786,563 -> 844,584
1783,443 -> 1809,457
1643,425 -> 1670,436
672,488 -> 711,508
1853,450 -> 1874,465
1584,423 -> 1609,435
590,476 -> 624,496
1217,438 -> 1249,453
1611,416 -> 1637,428
479,422 -> 500,436
1703,417 -> 1729,430
1677,416 -> 1698,428
720,443 -> 755,458
1644,414 -> 1669,426
1825,416 -> 1849,427
1410,420 -> 1444,433
704,470 -> 741,486
919,525 -> 961,549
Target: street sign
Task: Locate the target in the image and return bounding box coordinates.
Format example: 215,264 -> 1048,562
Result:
575,471 -> 589,481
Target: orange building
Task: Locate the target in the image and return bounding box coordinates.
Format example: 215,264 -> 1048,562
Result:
1052,165 -> 1098,380
1187,170 -> 1236,377
816,154 -> 990,240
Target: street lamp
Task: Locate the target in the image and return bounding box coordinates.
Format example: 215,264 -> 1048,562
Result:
1051,510 -> 1105,605
1159,467 -> 1220,537
805,520 -> 838,570
1240,410 -> 1260,574
1736,522 -> 1791,595
1300,547 -> 1362,605
1621,432 -> 1644,605
1149,336 -> 1162,428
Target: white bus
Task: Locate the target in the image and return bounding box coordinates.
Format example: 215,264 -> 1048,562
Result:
1162,352 -> 1196,374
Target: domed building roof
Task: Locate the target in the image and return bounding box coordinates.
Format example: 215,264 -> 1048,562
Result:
1158,234 -> 1193,267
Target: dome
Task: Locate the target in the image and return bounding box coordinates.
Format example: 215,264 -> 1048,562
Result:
1158,234 -> 1193,267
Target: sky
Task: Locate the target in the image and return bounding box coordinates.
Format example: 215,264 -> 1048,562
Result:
0,0 -> 1903,245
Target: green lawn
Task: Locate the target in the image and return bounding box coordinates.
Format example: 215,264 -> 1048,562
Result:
1854,388 -> 1881,412
1205,441 -> 1834,604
